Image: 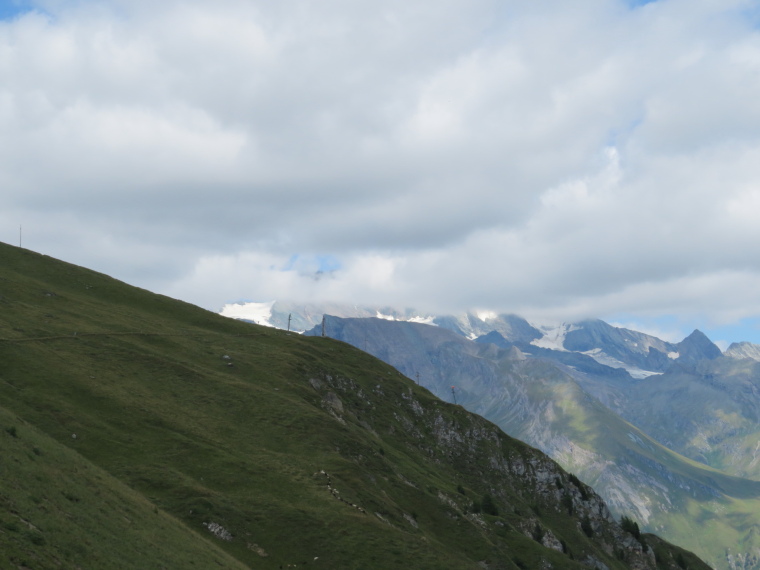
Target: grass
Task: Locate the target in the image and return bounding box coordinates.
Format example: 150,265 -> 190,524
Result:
0,406 -> 247,570
0,242 -> 709,569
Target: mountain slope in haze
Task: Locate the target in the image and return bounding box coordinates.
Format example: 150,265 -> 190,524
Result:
621,355 -> 760,480
220,301 -> 540,343
223,301 -> 722,378
560,320 -> 721,373
306,315 -> 760,570
219,300 -> 436,332
470,319 -> 760,490
725,342 -> 760,361
560,319 -> 674,373
496,319 -> 760,485
0,243 -> 708,570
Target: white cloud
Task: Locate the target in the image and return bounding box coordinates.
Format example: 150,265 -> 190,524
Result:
3,0 -> 760,342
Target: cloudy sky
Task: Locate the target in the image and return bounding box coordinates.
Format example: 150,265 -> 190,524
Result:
2,0 -> 760,346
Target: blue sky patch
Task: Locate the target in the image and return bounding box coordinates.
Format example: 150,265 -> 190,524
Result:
0,0 -> 35,21
281,254 -> 300,272
604,313 -> 760,350
314,254 -> 341,273
280,254 -> 342,275
700,318 -> 760,350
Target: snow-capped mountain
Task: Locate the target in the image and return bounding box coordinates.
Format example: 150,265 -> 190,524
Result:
219,301 -> 723,377
725,340 -> 760,361
546,319 -> 721,376
219,300 -> 435,332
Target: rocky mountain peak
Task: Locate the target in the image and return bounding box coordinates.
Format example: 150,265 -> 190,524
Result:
474,330 -> 512,348
676,329 -> 722,363
725,341 -> 760,361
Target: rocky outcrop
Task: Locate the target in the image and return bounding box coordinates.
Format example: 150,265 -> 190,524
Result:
307,371 -> 687,569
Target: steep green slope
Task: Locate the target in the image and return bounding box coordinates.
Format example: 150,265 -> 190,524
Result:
0,405 -> 247,570
310,315 -> 760,569
0,243 -> 708,569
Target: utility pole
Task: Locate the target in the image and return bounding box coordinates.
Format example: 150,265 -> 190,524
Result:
451,386 -> 457,405
415,372 -> 420,386
321,315 -> 326,337
287,313 -> 292,332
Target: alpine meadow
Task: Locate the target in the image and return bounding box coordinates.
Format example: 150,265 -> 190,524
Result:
0,243 -> 709,569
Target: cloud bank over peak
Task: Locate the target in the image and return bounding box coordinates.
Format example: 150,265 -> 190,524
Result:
3,0 -> 760,343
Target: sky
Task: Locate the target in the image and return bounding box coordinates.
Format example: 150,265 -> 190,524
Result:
2,0 -> 760,347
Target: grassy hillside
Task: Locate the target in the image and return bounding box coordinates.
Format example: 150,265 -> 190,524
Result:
0,243 -> 707,569
0,405 -> 247,569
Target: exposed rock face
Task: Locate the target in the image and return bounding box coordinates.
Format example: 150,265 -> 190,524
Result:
725,341 -> 760,362
323,391 -> 344,413
675,329 -> 723,364
308,371 -> 671,570
563,319 -> 675,372
203,521 -> 233,541
433,313 -> 542,343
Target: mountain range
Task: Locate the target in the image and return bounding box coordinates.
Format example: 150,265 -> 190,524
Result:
221,300 -> 760,569
0,243 -> 710,569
